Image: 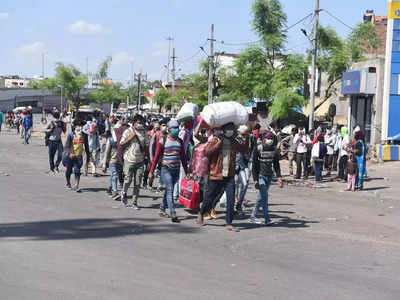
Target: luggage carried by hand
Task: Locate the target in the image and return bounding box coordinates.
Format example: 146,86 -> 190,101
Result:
179,178 -> 200,210
200,101 -> 248,128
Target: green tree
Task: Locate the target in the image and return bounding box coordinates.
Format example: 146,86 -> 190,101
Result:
153,88 -> 170,113
313,22 -> 381,111
31,63 -> 88,110
89,57 -> 127,107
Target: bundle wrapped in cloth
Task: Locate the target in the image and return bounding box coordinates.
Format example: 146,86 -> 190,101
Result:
176,102 -> 198,122
200,101 -> 248,128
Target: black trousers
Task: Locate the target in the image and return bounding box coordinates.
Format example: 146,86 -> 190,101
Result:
48,140 -> 63,171
296,152 -> 308,179
200,177 -> 235,225
338,155 -> 348,180
325,154 -> 333,171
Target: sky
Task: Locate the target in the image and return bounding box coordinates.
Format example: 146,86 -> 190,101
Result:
0,0 -> 388,85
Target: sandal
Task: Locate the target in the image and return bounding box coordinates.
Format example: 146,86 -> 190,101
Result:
226,225 -> 240,232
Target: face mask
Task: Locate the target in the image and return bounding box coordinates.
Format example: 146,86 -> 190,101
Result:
264,139 -> 274,146
135,123 -> 145,131
224,130 -> 234,138
170,128 -> 179,137
161,126 -> 167,133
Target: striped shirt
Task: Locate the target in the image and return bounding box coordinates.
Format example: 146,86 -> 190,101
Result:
150,136 -> 188,174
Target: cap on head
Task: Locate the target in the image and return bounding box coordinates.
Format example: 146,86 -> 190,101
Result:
238,125 -> 249,134
167,119 -> 179,129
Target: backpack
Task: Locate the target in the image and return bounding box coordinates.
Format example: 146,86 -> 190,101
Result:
113,125 -> 129,160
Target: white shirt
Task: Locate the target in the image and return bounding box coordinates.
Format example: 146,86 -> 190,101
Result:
293,133 -> 311,154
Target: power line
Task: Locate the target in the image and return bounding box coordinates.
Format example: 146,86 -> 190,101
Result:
285,12 -> 314,31
323,9 -> 354,30
216,12 -> 314,46
177,40 -> 208,64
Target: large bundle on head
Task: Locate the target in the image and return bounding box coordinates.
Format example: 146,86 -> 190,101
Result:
176,102 -> 198,122
200,101 -> 248,128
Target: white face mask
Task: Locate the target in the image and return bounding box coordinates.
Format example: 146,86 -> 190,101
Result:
264,139 -> 274,146
224,130 -> 234,138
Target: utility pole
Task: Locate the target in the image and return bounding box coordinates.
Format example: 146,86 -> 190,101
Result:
41,52 -> 46,120
208,24 -> 215,104
86,57 -> 89,88
134,72 -> 147,111
309,0 -> 320,133
166,37 -> 174,83
171,47 -> 177,96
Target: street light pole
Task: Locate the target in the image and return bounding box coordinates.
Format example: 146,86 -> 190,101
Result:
208,24 -> 215,104
309,0 -> 320,133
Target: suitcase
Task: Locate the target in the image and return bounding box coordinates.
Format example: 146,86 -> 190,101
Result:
179,178 -> 200,210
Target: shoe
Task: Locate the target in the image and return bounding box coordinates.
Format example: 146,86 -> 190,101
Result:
106,187 -> 112,195
204,212 -> 212,220
120,193 -> 128,205
73,186 -> 81,193
131,203 -> 140,210
210,208 -> 217,219
249,217 -> 263,225
235,206 -> 244,216
159,210 -> 169,218
171,214 -> 180,223
46,169 -> 55,175
264,220 -> 275,226
55,167 -> 60,173
65,183 -> 72,190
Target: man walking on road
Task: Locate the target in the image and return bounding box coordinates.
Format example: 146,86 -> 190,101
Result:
119,115 -> 149,209
197,123 -> 248,232
45,112 -> 66,173
22,110 -> 33,145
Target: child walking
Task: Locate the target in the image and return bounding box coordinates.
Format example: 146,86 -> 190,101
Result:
346,154 -> 358,192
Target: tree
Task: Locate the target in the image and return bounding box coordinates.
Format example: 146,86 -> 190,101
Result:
313,22 -> 381,111
88,57 -> 127,108
31,63 -> 88,111
225,0 -> 305,119
153,88 -> 170,113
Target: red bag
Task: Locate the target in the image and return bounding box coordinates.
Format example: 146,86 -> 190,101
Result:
179,178 -> 200,210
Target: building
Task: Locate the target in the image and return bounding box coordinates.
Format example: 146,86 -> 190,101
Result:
0,76 -> 31,88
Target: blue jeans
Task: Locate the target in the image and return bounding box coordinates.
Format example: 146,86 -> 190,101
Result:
109,163 -> 122,192
200,176 -> 236,225
160,167 -> 180,216
24,128 -> 31,144
236,168 -> 249,208
314,160 -> 323,181
63,156 -> 83,184
355,155 -> 365,189
251,175 -> 272,223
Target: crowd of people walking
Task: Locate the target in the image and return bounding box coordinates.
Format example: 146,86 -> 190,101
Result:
3,107 -> 368,232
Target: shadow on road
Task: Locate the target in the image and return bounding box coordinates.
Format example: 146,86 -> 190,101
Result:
362,186 -> 389,191
0,218 -> 199,241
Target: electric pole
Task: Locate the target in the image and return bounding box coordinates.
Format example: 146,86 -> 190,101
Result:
134,72 -> 147,111
309,0 -> 320,132
208,24 -> 215,104
171,47 -> 177,96
166,37 -> 174,83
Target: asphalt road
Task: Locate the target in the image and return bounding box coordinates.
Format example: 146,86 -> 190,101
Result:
1,131 -> 400,300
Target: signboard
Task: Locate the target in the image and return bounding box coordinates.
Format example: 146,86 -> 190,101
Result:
389,1 -> 400,19
342,71 -> 361,95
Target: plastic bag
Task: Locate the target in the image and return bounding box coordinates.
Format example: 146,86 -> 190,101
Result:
200,101 -> 248,128
176,103 -> 198,122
